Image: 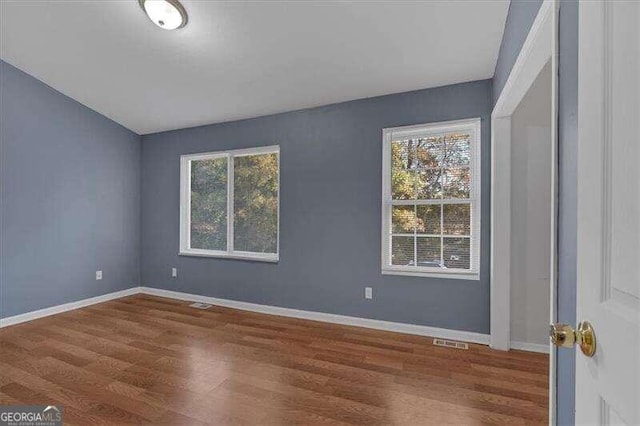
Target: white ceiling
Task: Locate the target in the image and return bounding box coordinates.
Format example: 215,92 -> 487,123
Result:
0,1 -> 509,135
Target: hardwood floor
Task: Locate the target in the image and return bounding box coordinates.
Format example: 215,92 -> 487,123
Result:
0,294 -> 549,425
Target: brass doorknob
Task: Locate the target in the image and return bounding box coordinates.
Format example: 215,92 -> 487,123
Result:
549,321 -> 596,357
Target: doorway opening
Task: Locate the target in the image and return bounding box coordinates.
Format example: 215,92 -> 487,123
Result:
490,0 -> 557,423
509,60 -> 552,355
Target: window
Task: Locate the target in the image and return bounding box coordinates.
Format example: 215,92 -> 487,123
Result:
180,146 -> 279,262
381,119 -> 480,279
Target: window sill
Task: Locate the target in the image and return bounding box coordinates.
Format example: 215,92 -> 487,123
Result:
381,268 -> 479,281
179,251 -> 279,263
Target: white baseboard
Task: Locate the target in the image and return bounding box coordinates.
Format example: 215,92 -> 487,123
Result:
138,287 -> 490,345
0,287 -> 141,328
510,340 -> 550,354
0,285 -> 491,346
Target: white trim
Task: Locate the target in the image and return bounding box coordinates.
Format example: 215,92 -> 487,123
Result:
178,250 -> 278,263
548,3 -> 559,425
381,268 -> 478,280
510,340 -> 550,354
227,151 -> 235,253
381,118 -> 481,280
490,1 -> 557,424
0,287 -> 141,328
490,116 -> 512,351
490,0 -> 554,349
139,287 -> 491,345
382,117 -> 482,135
492,1 -> 555,118
182,145 -> 279,160
180,145 -> 280,262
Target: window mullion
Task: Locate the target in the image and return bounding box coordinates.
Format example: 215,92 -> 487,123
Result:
186,159 -> 192,251
227,154 -> 234,254
387,199 -> 473,206
440,161 -> 444,268
413,204 -> 418,266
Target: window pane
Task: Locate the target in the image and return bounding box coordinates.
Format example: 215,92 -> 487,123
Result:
443,133 -> 471,167
391,236 -> 414,266
392,205 -> 415,233
443,167 -> 470,198
417,237 -> 442,268
443,204 -> 470,235
415,136 -> 443,168
443,237 -> 471,269
190,157 -> 227,250
416,205 -> 440,234
391,169 -> 416,200
391,139 -> 415,169
416,169 -> 442,199
233,153 -> 278,253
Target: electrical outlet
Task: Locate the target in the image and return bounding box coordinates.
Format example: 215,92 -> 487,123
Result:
96,270 -> 102,280
365,287 -> 373,299
172,267 -> 177,278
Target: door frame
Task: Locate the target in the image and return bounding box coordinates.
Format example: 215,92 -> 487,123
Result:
489,0 -> 558,423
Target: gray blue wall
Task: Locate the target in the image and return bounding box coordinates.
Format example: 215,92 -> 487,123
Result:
0,60 -> 141,318
557,1 -> 578,424
141,80 -> 492,334
494,1 -> 578,424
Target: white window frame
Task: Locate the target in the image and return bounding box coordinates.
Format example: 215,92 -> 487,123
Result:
381,118 -> 481,280
179,145 -> 280,263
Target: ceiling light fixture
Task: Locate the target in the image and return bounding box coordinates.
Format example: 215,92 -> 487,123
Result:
138,0 -> 188,30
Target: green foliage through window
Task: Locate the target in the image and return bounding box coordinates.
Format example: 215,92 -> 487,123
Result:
234,153 -> 278,254
190,157 -> 227,251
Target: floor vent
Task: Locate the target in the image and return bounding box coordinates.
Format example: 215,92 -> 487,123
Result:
189,302 -> 212,309
433,338 -> 469,350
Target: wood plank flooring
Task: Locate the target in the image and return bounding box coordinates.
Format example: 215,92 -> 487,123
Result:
0,294 -> 549,425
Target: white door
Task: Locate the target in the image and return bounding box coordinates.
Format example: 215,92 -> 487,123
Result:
576,1 -> 640,425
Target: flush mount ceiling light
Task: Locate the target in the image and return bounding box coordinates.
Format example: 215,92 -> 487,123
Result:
138,0 -> 188,30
